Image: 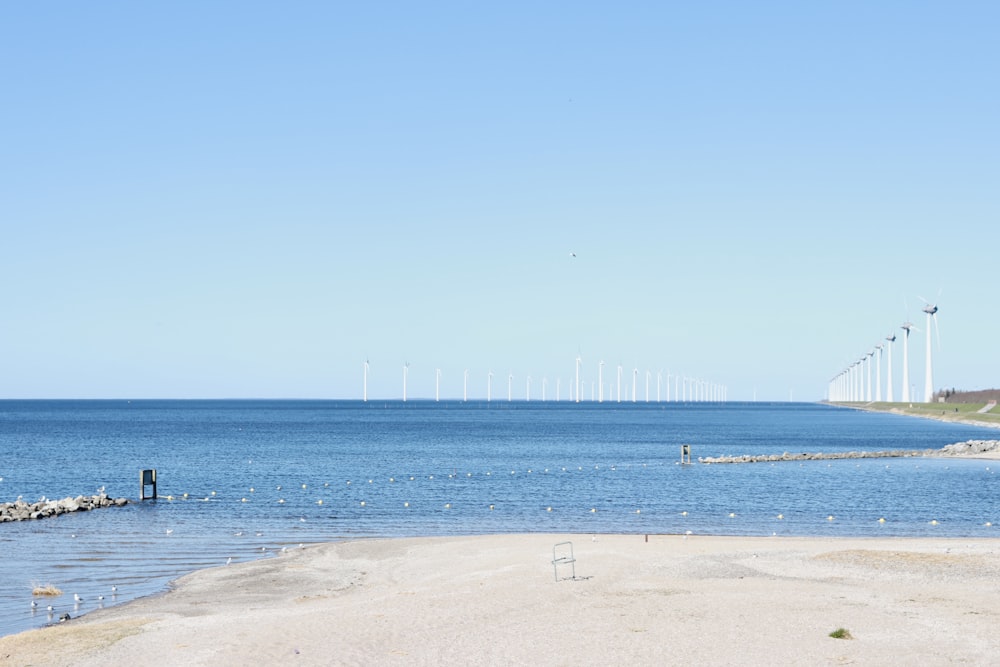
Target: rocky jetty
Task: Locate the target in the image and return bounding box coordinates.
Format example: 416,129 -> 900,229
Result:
698,440 -> 1000,465
698,450 -> 935,464
0,493 -> 128,522
939,439 -> 1000,456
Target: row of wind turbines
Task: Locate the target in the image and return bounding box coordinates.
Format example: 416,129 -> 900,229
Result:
829,298 -> 941,403
362,358 -> 727,403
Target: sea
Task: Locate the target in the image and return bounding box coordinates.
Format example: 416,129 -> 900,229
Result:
1,399 -> 998,638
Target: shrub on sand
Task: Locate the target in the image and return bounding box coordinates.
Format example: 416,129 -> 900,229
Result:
828,627 -> 853,640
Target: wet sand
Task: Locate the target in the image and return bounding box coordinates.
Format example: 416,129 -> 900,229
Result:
3,533 -> 1000,666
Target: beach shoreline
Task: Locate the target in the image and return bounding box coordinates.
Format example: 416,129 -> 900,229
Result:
3,533 -> 999,666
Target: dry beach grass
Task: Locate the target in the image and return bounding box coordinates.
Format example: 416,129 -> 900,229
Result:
3,533 -> 1000,666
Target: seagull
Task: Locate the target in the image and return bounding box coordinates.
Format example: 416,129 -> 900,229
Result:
74,594 -> 82,603
226,557 -> 232,565
111,585 -> 118,593
570,252 -> 576,258
30,600 -> 37,608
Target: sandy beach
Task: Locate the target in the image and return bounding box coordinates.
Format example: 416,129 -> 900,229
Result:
3,534 -> 999,666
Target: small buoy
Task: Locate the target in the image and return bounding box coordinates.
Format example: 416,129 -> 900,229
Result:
360,501 -> 365,506
930,519 -> 939,525
827,515 -> 835,521
489,504 -> 494,510
635,509 -> 641,514
878,517 -> 886,523
404,502 -> 409,507
590,508 -> 596,513
729,513 -> 736,518
316,499 -> 323,505
777,514 -> 784,520
444,503 -> 451,509
546,506 -> 552,512
301,484 -> 307,489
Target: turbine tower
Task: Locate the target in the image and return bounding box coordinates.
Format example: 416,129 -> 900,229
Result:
632,367 -> 638,403
900,323 -> 913,403
575,356 -> 581,403
363,359 -> 369,402
923,302 -> 939,402
598,361 -> 605,403
402,362 -> 410,402
488,371 -> 493,402
874,345 -> 883,402
885,333 -> 896,402
435,368 -> 441,402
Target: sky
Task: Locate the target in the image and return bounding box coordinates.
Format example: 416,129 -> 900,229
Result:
2,2 -> 998,401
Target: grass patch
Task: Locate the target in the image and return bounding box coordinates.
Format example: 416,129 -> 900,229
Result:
829,627 -> 853,640
31,582 -> 63,597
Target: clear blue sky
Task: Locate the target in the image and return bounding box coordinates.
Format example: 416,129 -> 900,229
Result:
2,2 -> 997,401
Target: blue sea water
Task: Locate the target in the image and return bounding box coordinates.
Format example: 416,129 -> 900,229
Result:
1,399 -> 997,637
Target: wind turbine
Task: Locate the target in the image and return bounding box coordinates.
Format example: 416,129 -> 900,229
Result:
598,361 -> 605,403
435,368 -> 441,402
616,364 -> 622,403
866,351 -> 873,402
900,322 -> 914,402
645,370 -> 651,402
575,355 -> 582,403
526,376 -> 531,402
363,359 -> 369,402
402,363 -> 410,402
921,299 -> 940,402
488,371 -> 493,402
632,367 -> 638,403
874,344 -> 883,402
885,332 -> 896,402
507,372 -> 513,402
463,369 -> 469,402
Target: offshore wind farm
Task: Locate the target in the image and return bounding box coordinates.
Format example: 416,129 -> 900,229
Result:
362,358 -> 728,403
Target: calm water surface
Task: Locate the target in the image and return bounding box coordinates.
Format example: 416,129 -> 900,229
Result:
1,400 -> 997,637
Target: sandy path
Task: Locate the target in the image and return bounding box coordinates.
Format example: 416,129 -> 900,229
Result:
3,534 -> 999,666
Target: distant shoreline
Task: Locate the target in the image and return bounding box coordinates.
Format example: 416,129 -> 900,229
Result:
826,400 -> 1000,430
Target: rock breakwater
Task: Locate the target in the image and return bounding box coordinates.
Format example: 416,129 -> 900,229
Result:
0,493 -> 128,522
698,439 -> 1000,465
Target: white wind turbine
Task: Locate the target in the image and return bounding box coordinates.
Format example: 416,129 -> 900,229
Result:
507,372 -> 513,402
645,370 -> 651,402
488,371 -> 494,402
363,359 -> 370,402
874,344 -> 883,402
463,369 -> 469,402
616,364 -> 622,403
598,361 -> 605,403
921,299 -> 940,403
885,332 -> 896,402
900,322 -> 914,402
402,362 -> 410,402
526,375 -> 531,402
435,368 -> 441,402
632,367 -> 638,403
575,355 -> 582,403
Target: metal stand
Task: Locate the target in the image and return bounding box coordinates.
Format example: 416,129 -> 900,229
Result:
551,541 -> 576,581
